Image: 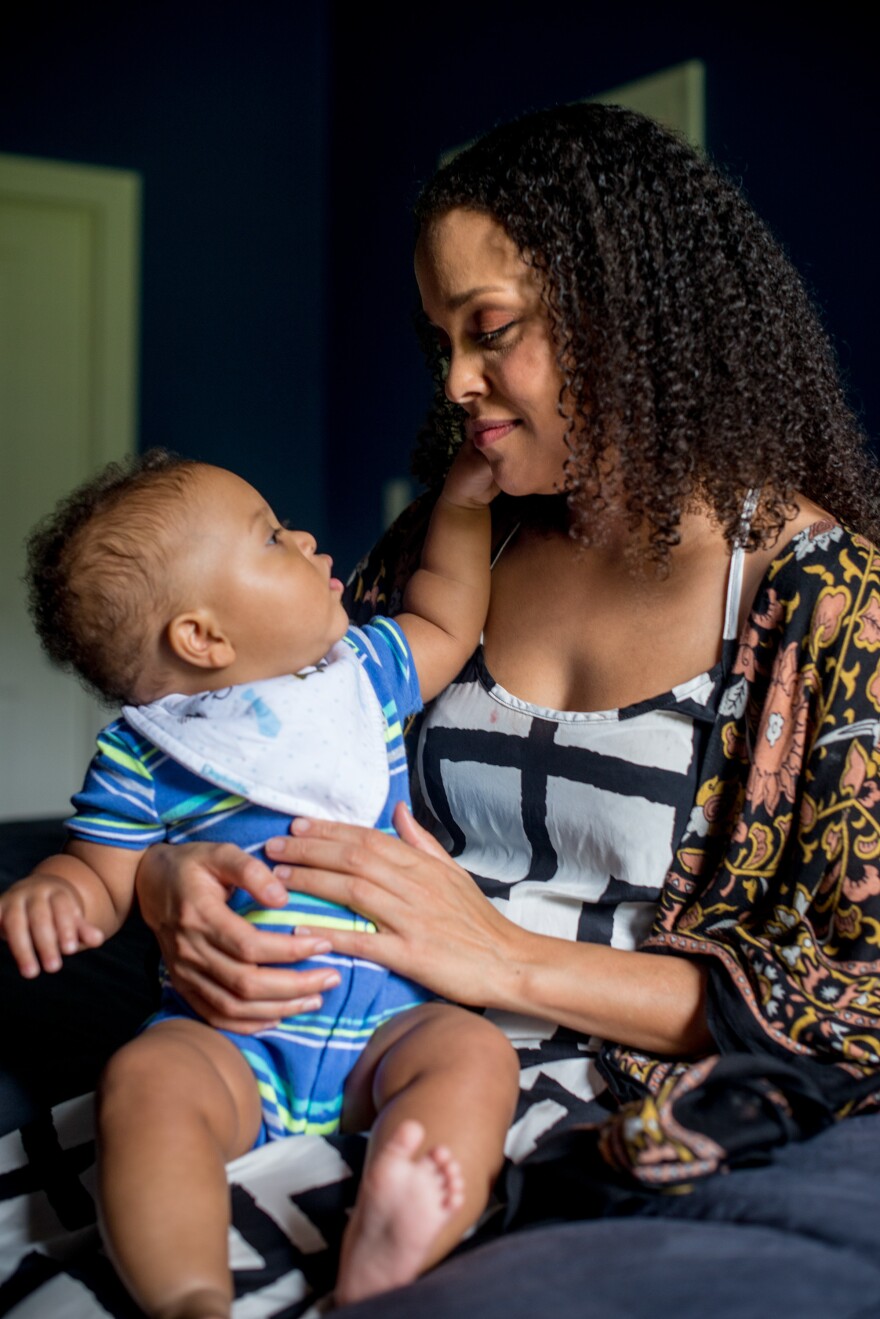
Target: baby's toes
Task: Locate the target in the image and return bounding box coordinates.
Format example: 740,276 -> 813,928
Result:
386,1118 -> 426,1159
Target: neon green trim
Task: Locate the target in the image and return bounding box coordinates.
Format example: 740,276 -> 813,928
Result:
244,910 -> 376,932
164,791 -> 245,823
97,739 -> 154,781
73,814 -> 156,833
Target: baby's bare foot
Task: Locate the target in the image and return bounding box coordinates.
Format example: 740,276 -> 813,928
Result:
335,1118 -> 465,1306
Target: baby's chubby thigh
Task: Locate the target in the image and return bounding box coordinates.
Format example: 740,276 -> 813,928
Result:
341,1001 -> 519,1138
95,1020 -> 263,1316
97,1017 -> 264,1163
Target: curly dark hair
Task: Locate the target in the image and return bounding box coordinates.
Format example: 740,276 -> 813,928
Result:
412,102 -> 879,563
26,449 -> 200,706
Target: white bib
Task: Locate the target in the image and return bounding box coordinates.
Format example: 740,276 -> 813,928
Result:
123,640 -> 389,825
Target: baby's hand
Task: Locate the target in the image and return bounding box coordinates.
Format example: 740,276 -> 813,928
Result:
441,439 -> 499,509
0,874 -> 105,978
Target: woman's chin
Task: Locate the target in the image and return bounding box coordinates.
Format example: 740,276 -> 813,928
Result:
495,472 -> 568,500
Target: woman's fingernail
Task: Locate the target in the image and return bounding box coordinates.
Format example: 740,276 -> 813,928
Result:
322,973 -> 341,990
273,865 -> 292,881
298,996 -> 322,1012
265,837 -> 285,856
291,818 -> 312,834
264,881 -> 288,902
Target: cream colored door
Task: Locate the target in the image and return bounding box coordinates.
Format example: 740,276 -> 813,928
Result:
0,154 -> 140,820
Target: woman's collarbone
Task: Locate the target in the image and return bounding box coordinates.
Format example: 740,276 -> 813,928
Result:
485,539 -> 728,713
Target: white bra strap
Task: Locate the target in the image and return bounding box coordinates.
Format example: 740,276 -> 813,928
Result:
494,506 -> 758,641
491,521 -> 521,570
479,523 -> 523,644
723,488 -> 761,641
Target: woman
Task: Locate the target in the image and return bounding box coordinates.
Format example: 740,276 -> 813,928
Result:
136,101 -> 880,1275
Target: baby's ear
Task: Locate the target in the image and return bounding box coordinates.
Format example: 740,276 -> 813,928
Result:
166,609 -> 236,671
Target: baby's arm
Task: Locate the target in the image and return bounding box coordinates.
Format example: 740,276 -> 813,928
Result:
0,840 -> 140,979
396,442 -> 497,702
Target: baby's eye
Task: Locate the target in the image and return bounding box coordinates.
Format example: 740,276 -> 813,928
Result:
268,520 -> 290,546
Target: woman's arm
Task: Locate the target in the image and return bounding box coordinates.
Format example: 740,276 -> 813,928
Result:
265,805 -> 713,1057
135,843 -> 346,1031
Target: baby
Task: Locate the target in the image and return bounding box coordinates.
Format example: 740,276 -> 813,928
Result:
0,448 -> 518,1319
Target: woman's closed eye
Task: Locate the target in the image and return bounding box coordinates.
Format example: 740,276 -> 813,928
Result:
427,319 -> 517,361
474,321 -> 517,348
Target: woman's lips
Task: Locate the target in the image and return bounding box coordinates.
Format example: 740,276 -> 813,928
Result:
467,418 -> 521,450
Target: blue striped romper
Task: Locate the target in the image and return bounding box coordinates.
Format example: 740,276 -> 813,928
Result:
65,618 -> 430,1146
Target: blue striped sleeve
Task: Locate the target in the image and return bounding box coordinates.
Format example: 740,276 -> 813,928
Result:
66,718 -> 166,850
342,618 -> 422,719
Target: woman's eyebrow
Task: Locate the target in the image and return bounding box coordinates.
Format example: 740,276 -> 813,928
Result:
443,284 -> 507,311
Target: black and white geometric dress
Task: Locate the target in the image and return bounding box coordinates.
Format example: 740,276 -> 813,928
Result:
413,530 -> 749,1158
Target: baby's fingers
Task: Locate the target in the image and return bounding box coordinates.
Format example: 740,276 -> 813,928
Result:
75,918 -> 106,950
8,890 -> 94,976
0,899 -> 43,979
27,891 -> 72,973
49,890 -> 92,957
45,894 -> 104,962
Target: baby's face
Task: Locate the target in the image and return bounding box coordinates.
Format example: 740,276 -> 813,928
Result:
184,466 -> 349,680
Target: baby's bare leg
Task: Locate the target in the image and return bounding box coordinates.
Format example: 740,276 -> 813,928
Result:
97,1019 -> 262,1319
336,1003 -> 519,1305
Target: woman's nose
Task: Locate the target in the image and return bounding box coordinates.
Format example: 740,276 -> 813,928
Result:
444,347 -> 489,406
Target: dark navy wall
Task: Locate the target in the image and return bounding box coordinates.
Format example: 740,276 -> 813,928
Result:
0,0 -> 328,541
2,4 -> 876,575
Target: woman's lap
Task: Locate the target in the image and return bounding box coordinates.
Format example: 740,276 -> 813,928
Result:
335,1112 -> 880,1319
338,1217 -> 880,1319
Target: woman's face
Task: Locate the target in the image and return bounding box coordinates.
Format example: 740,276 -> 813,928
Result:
415,208 -> 571,498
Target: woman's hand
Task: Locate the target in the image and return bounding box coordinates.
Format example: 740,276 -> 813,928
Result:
135,843 -> 342,1032
265,805 -> 712,1055
264,803 -> 527,1006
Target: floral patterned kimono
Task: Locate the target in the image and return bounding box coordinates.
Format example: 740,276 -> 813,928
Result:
348,496 -> 880,1198
598,517 -> 880,1185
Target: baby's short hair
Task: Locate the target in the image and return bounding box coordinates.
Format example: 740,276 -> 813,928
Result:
26,449 -> 201,706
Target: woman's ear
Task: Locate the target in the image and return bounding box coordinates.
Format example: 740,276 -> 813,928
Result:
166,609 -> 236,671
